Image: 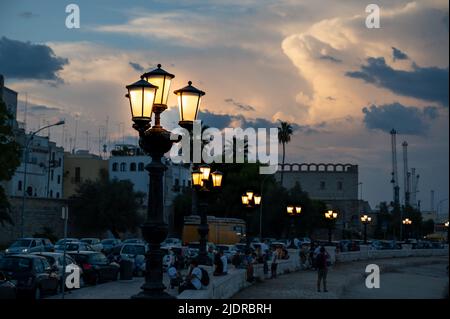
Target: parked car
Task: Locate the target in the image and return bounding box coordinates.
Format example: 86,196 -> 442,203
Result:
81,238 -> 103,252
68,251 -> 120,285
31,252 -> 83,288
54,238 -> 80,251
161,237 -> 182,248
0,271 -> 17,299
101,239 -> 122,254
123,238 -> 146,245
0,254 -> 59,299
34,238 -> 54,252
5,238 -> 46,254
55,242 -> 94,253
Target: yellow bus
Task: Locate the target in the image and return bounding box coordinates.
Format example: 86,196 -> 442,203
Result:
182,215 -> 246,245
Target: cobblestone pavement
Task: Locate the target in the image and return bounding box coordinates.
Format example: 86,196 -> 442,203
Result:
232,256 -> 448,299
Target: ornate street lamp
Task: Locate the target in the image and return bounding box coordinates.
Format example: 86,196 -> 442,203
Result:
445,221 -> 449,244
174,81 -> 205,131
241,191 -> 261,249
360,214 -> 372,244
286,205 -> 302,238
402,218 -> 412,241
192,164 -> 223,265
126,64 -> 205,299
324,210 -> 338,244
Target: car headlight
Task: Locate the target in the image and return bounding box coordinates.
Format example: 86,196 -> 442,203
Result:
22,248 -> 28,253
5,249 -> 9,253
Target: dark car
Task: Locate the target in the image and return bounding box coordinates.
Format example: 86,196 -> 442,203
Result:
0,254 -> 59,299
0,271 -> 17,299
34,238 -> 54,252
68,251 -> 120,285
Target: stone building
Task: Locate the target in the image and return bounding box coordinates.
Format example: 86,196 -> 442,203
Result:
276,163 -> 372,239
63,150 -> 109,198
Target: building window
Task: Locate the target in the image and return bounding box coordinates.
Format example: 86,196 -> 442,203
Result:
50,190 -> 53,198
138,163 -> 145,171
26,186 -> 33,196
58,158 -> 62,167
18,181 -> 22,191
130,163 -> 137,171
57,175 -> 61,184
75,167 -> 81,183
320,181 -> 326,190
112,163 -> 118,172
120,163 -> 126,172
337,181 -> 343,190
56,192 -> 60,198
51,170 -> 54,181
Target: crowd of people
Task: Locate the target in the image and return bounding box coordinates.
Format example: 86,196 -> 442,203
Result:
166,242 -> 331,294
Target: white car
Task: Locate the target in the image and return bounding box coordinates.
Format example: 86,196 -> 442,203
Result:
161,238 -> 182,248
216,245 -> 238,261
80,238 -> 103,252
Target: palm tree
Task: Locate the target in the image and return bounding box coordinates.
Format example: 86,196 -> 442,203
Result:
278,121 -> 294,187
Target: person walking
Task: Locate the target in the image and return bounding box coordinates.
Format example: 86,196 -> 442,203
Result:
316,246 -> 329,292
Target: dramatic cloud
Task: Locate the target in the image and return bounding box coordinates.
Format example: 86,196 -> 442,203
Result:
362,103 -> 439,135
346,57 -> 449,106
129,62 -> 145,72
224,98 -> 255,112
319,55 -> 342,63
392,47 -> 409,61
0,37 -> 68,81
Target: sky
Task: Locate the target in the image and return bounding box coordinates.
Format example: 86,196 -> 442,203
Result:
0,0 -> 448,213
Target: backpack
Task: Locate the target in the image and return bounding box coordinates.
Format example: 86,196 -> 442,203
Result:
200,267 -> 210,286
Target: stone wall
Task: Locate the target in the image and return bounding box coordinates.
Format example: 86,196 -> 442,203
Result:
0,196 -> 67,246
178,246 -> 449,299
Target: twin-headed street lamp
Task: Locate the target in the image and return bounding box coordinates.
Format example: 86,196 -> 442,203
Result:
286,205 -> 302,238
126,64 -> 205,299
241,191 -> 261,249
191,164 -> 223,265
360,214 -> 372,244
402,218 -> 412,241
324,210 -> 338,244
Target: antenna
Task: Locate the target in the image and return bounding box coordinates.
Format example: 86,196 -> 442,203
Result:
390,129 -> 400,207
73,117 -> 78,153
402,141 -> 410,206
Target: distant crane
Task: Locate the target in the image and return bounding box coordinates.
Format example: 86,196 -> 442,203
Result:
402,141 -> 410,206
410,168 -> 420,209
390,129 -> 400,207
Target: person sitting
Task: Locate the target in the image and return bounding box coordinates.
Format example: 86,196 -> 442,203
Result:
168,263 -> 182,289
178,259 -> 203,294
213,251 -> 226,276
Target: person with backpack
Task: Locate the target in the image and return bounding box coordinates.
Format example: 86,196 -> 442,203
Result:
179,259 -> 206,293
316,246 -> 330,292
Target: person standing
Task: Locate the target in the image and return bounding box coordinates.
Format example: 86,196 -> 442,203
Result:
270,247 -> 279,279
316,246 -> 329,292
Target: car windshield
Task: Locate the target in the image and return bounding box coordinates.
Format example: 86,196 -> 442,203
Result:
56,239 -> 77,245
65,243 -> 81,250
102,239 -> 115,244
10,239 -> 32,248
89,253 -> 108,264
81,239 -> 93,244
122,245 -> 145,255
0,257 -> 32,271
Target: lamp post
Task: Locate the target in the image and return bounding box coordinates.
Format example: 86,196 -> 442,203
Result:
191,165 -> 223,265
324,210 -> 338,244
286,205 -> 302,239
126,64 -> 205,299
444,221 -> 449,244
241,191 -> 261,249
20,120 -> 65,238
360,214 -> 372,244
402,218 -> 412,241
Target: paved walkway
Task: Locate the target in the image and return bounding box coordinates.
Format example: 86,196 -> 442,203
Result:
232,256 -> 448,299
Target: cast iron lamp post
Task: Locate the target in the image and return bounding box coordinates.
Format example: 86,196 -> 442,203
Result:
191,165 -> 223,265
126,64 -> 205,299
324,210 -> 338,244
445,221 -> 449,244
402,218 -> 412,241
241,191 -> 261,249
360,214 -> 372,244
286,205 -> 302,239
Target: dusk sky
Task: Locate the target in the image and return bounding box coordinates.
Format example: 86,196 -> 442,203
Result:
0,0 -> 448,212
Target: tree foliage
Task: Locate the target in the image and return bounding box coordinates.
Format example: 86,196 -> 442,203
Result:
69,178 -> 145,238
0,98 -> 21,226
